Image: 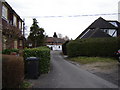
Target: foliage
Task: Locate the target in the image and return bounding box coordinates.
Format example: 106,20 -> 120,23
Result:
2,49 -> 19,55
62,40 -> 69,55
53,32 -> 58,38
2,55 -> 24,88
24,46 -> 50,74
19,81 -> 32,88
67,37 -> 119,57
27,18 -> 45,47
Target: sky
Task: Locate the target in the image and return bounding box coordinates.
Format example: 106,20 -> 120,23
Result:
5,0 -> 120,39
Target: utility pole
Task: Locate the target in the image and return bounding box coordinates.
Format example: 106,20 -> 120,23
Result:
118,1 -> 120,22
23,19 -> 25,49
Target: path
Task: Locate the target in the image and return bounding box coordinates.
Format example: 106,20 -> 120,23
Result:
28,51 -> 118,88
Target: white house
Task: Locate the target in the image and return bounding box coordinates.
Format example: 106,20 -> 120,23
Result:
45,37 -> 65,51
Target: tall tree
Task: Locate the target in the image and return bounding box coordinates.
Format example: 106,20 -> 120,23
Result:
53,32 -> 58,38
28,18 -> 45,47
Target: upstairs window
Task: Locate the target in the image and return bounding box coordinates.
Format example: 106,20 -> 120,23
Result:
108,29 -> 117,37
13,15 -> 17,26
19,20 -> 22,29
2,4 -> 8,20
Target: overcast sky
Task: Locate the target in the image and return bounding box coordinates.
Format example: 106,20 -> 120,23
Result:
6,0 -> 119,39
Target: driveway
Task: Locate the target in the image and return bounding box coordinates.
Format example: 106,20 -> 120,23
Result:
28,51 -> 118,88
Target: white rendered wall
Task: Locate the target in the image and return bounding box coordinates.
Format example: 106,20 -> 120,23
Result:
47,45 -> 62,51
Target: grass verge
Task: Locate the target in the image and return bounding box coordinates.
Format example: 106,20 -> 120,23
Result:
68,56 -> 117,64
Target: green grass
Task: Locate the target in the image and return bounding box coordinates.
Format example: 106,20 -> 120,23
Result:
68,56 -> 117,64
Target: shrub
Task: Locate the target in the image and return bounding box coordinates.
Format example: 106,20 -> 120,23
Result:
2,49 -> 19,55
24,46 -> 50,74
62,40 -> 69,55
2,55 -> 24,88
67,37 -> 119,57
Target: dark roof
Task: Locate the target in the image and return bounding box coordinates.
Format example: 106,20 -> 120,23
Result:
45,37 -> 65,43
76,17 -> 118,39
89,17 -> 117,29
89,28 -> 111,38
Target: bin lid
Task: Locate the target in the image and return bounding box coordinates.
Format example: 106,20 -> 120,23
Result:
26,57 -> 40,61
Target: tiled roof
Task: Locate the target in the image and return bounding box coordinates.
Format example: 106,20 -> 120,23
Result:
76,17 -> 119,39
45,37 -> 65,43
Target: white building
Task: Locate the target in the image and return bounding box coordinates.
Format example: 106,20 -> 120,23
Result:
45,37 -> 65,51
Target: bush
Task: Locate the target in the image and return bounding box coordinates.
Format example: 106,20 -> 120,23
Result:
62,40 -> 69,55
24,46 -> 50,74
2,49 -> 19,55
67,37 -> 119,57
2,55 -> 24,88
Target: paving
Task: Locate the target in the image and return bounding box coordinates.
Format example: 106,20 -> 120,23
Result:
28,51 -> 118,88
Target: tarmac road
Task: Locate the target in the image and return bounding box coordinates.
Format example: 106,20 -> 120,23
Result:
29,51 -> 118,88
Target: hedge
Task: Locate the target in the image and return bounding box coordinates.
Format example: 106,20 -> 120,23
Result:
62,40 -> 69,55
2,49 -> 19,55
67,37 -> 120,57
2,55 -> 24,88
24,46 -> 50,74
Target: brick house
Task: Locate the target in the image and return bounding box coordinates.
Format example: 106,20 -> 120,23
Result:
0,1 -> 24,50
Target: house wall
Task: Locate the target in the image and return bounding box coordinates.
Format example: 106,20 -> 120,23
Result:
1,2 -> 24,50
0,1 -> 2,51
47,45 -> 62,51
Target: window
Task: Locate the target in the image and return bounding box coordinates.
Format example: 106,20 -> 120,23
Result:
2,4 -> 8,20
19,40 -> 22,46
19,20 -> 22,29
13,15 -> 17,26
108,29 -> 117,37
109,22 -> 118,27
14,40 -> 18,49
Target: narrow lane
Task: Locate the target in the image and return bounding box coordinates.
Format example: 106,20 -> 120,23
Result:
29,51 -> 118,88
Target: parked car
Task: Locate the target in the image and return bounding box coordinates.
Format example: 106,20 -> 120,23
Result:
116,49 -> 120,63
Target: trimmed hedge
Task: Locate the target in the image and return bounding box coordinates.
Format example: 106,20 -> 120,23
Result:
2,55 -> 24,88
24,46 -> 50,74
67,37 -> 119,57
62,40 -> 69,55
2,49 -> 19,55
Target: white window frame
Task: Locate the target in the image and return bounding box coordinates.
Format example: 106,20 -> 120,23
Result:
13,15 -> 17,26
14,40 -> 18,49
19,20 -> 22,29
2,4 -> 8,20
108,29 -> 117,37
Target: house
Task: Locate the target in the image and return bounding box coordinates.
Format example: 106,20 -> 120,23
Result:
76,17 -> 120,39
45,37 -> 65,50
0,1 -> 24,50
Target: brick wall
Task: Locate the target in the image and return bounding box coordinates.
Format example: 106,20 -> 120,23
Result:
0,1 -> 2,51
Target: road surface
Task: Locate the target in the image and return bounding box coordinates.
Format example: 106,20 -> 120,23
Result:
28,51 -> 118,88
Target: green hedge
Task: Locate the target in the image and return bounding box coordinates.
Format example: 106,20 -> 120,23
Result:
2,49 -> 19,55
67,37 -> 119,57
24,46 -> 50,74
62,41 -> 69,55
2,55 -> 24,88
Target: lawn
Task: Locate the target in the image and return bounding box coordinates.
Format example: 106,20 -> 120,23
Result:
68,56 -> 117,64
